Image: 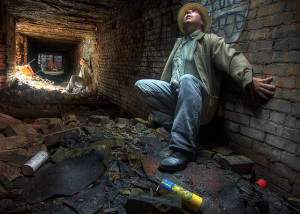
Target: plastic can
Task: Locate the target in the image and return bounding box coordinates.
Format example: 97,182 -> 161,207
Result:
255,179 -> 268,189
21,151 -> 49,176
157,178 -> 203,212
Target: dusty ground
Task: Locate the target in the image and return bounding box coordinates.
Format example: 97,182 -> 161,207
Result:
0,80 -> 299,214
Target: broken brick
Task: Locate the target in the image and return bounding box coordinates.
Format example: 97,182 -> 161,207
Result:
0,113 -> 22,131
35,118 -> 63,126
0,136 -> 28,150
125,188 -> 183,213
4,123 -> 37,137
43,123 -> 64,135
0,161 -> 22,185
218,155 -> 254,174
0,148 -> 32,167
44,127 -> 81,149
213,146 -> 234,156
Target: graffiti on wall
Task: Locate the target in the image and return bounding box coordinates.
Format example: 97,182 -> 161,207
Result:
192,0 -> 250,45
83,39 -> 91,64
142,0 -> 249,60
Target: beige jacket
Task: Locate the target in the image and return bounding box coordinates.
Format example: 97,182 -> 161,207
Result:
79,64 -> 92,86
161,31 -> 253,125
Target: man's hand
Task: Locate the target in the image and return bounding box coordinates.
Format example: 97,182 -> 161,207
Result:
247,76 -> 276,100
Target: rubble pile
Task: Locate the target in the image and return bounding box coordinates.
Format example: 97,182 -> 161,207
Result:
15,69 -> 66,92
0,110 -> 299,213
0,82 -> 114,120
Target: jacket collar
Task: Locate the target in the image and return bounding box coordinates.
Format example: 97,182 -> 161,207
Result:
196,31 -> 205,40
177,30 -> 205,42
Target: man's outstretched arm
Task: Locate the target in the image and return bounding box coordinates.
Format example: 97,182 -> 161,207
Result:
247,76 -> 276,100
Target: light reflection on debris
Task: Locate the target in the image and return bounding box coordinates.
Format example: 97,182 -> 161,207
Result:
15,70 -> 67,92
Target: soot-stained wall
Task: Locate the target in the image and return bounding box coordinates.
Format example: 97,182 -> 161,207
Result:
97,0 -> 300,199
0,2 -> 16,87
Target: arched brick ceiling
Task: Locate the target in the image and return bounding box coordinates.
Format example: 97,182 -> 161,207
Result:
2,0 -> 129,46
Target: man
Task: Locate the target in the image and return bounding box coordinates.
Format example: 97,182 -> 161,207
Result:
134,3 -> 275,171
66,57 -> 92,93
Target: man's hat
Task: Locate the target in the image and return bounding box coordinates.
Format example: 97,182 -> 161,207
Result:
177,3 -> 210,34
81,57 -> 88,62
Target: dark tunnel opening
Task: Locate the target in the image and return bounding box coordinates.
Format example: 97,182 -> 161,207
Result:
23,36 -> 82,84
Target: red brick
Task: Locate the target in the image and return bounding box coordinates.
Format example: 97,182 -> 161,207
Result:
272,24 -> 299,39
277,77 -> 296,89
227,141 -> 245,155
286,0 -> 300,12
267,171 -> 292,192
248,29 -> 271,40
244,149 -> 268,166
257,2 -> 286,17
264,63 -> 294,76
219,155 -> 254,174
294,64 -> 300,77
0,161 -> 22,184
265,134 -> 297,153
295,79 -> 300,89
269,162 -> 299,181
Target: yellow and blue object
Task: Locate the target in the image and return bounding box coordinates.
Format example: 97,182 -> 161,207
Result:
158,178 -> 203,212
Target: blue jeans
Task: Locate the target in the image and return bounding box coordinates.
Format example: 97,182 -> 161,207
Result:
134,74 -> 207,155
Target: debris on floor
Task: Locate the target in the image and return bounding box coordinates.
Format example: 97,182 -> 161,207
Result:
0,106 -> 299,214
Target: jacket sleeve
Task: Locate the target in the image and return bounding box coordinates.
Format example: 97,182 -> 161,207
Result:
210,34 -> 253,89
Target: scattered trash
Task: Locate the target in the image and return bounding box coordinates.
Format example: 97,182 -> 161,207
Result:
125,188 -> 184,213
44,127 -> 81,149
23,150 -> 105,203
255,179 -> 268,189
0,110 -> 298,213
157,178 -> 203,212
63,175 -> 107,214
21,151 -> 49,176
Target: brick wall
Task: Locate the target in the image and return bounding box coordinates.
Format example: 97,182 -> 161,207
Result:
221,0 -> 300,200
0,1 -> 16,87
0,2 -> 7,89
66,37 -> 92,81
97,0 -> 299,199
97,0 -> 180,116
16,33 -> 28,66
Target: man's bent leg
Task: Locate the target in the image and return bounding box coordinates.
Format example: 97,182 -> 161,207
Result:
66,76 -> 83,93
170,74 -> 206,154
160,75 -> 206,171
134,79 -> 177,127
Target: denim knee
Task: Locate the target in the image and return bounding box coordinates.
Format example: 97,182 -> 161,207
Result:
134,79 -> 147,94
134,80 -> 142,89
179,74 -> 199,87
179,74 -> 206,96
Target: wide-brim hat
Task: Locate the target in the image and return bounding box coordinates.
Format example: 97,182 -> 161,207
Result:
177,3 -> 210,34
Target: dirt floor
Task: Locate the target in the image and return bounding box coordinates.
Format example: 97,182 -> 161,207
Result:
0,80 -> 299,214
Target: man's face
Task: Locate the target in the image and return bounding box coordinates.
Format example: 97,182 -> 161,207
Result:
183,9 -> 204,29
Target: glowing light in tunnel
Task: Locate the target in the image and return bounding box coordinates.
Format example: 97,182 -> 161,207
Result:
15,69 -> 67,92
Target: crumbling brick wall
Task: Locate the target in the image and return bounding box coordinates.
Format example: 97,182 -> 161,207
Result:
97,0 -> 299,199
0,2 -> 16,87
0,3 -> 7,89
66,37 -> 93,81
16,33 -> 28,66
